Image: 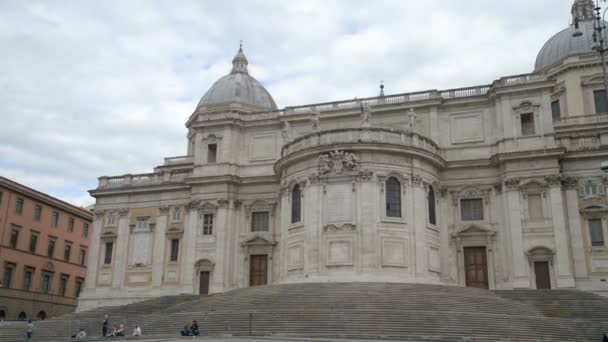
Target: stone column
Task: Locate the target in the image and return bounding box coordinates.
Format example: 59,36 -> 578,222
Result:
152,207 -> 168,288
547,176 -> 575,287
84,211 -> 104,289
438,188 -> 452,283
221,200 -> 240,290
180,201 -> 199,291
412,175 -> 427,277
358,171 -> 377,269
112,208 -> 130,288
213,199 -> 229,290
306,176 -> 322,275
564,178 -> 586,279
504,179 -> 528,288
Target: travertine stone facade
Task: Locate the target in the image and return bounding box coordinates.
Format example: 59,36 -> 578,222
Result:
79,0 -> 608,310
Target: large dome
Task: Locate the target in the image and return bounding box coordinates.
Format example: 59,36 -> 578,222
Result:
535,0 -> 601,72
197,46 -> 277,110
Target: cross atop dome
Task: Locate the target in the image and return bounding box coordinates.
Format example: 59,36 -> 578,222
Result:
571,0 -> 595,22
231,41 -> 249,74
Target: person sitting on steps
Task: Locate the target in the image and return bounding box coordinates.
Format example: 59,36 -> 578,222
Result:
191,320 -> 200,336
180,324 -> 192,336
133,324 -> 142,336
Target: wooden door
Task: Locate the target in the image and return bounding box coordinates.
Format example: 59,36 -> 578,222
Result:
534,261 -> 551,289
464,247 -> 489,289
249,254 -> 268,287
199,271 -> 210,295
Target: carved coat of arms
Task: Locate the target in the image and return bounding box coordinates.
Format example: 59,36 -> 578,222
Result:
318,150 -> 359,174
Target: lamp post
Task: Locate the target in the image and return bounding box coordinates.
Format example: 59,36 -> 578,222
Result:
573,0 -> 608,108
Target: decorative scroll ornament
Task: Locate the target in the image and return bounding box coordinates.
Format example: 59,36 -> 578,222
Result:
187,200 -> 201,210
118,208 -> 130,217
318,150 -> 359,175
545,175 -> 562,186
323,223 -> 356,232
504,178 -> 520,190
158,206 -> 170,215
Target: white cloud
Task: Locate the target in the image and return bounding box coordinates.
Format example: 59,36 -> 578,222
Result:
0,0 -> 573,206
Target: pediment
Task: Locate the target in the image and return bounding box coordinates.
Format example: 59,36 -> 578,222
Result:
241,234 -> 276,246
453,224 -> 495,237
581,204 -> 608,212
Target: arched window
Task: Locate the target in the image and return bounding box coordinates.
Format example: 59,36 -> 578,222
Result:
428,186 -> 436,225
386,177 -> 401,218
18,312 -> 27,320
291,185 -> 301,223
0,309 -> 6,320
36,311 -> 47,320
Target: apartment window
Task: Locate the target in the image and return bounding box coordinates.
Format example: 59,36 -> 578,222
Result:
41,273 -> 51,294
202,214 -> 214,235
23,268 -> 33,290
15,198 -> 24,215
520,113 -> 535,136
170,239 -> 179,262
58,275 -> 68,297
207,143 -> 217,163
171,207 -> 181,222
82,223 -> 89,238
34,205 -> 42,221
582,181 -> 603,196
74,278 -> 83,298
29,233 -> 38,253
251,211 -> 270,232
9,228 -> 19,248
386,177 -> 402,218
291,185 -> 301,224
2,264 -> 14,288
461,198 -> 484,221
104,242 -> 113,264
68,217 -> 75,232
589,219 -> 605,247
79,249 -> 86,266
51,211 -> 59,227
551,100 -> 561,123
428,186 -> 436,225
527,194 -> 544,220
47,239 -> 56,257
594,89 -> 608,114
64,243 -> 72,262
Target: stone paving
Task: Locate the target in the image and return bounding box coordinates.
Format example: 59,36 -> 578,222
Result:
103,338 -> 406,342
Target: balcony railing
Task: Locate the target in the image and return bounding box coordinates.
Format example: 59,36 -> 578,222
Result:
98,169 -> 192,189
554,113 -> 608,127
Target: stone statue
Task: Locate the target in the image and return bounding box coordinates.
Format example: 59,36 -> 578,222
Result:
318,154 -> 332,174
361,102 -> 372,128
408,108 -> 417,132
281,120 -> 292,142
311,109 -> 321,132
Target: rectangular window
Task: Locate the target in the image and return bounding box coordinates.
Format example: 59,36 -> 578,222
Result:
47,239 -> 56,257
74,278 -> 83,298
2,265 -> 14,288
527,194 -> 544,220
51,211 -> 59,227
104,242 -> 113,264
9,228 -> 19,248
106,212 -> 117,226
594,89 -> 608,114
15,197 -> 24,215
29,233 -> 38,253
68,217 -> 75,232
23,269 -> 33,290
520,113 -> 535,136
460,198 -> 484,221
41,273 -> 51,294
207,143 -> 217,163
79,249 -> 86,266
58,275 -> 68,297
203,214 -> 214,235
170,239 -> 179,262
172,207 -> 181,222
34,205 -> 42,221
82,223 -> 89,238
589,219 -> 605,247
551,100 -> 561,123
251,211 -> 270,232
583,182 -> 602,196
64,243 -> 71,262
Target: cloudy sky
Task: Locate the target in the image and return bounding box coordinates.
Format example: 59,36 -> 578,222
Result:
0,0 -> 574,207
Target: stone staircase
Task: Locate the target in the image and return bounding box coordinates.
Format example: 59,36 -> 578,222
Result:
1,283 -> 608,341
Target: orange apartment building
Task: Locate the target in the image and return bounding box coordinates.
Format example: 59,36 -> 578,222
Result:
0,176 -> 92,320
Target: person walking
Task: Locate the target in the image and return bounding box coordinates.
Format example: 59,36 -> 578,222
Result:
102,315 -> 109,337
25,319 -> 34,340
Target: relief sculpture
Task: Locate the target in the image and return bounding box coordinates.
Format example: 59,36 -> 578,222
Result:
318,150 -> 359,175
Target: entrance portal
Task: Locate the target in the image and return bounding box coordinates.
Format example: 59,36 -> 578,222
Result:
249,254 -> 268,287
464,246 -> 488,289
199,271 -> 210,295
534,261 -> 551,289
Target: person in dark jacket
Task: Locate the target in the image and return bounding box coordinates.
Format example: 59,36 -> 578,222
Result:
191,320 -> 200,336
602,333 -> 608,342
180,324 -> 191,336
102,315 -> 109,337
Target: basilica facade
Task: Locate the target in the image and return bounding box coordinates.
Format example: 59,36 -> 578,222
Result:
78,0 -> 608,310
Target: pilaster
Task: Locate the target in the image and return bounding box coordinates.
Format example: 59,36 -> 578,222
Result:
504,179 -> 528,288
564,177 -> 587,280
546,176 -> 575,287
84,211 -> 103,289
152,207 -> 168,287
112,208 -> 130,288
412,175 -> 427,276
180,201 -> 199,289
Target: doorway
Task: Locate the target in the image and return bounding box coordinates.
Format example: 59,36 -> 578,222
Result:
199,271 -> 210,295
249,254 -> 268,287
534,261 -> 551,289
464,246 -> 489,289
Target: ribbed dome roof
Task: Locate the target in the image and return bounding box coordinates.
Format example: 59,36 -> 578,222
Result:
534,0 -> 601,72
197,46 -> 277,110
